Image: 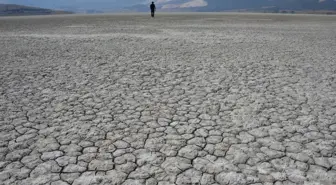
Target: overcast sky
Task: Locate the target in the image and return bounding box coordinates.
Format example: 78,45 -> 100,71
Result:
0,0 -> 209,9
0,0 -> 142,7
1,0 -> 334,10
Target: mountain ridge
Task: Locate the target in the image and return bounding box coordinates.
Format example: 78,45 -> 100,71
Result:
125,0 -> 336,13
0,0 -> 335,13
0,4 -> 72,16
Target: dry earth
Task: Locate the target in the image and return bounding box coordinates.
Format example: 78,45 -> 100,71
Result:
0,13 -> 336,185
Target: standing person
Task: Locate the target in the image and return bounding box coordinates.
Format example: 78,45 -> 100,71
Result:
150,2 -> 156,18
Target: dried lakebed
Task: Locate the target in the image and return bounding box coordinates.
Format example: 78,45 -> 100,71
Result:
0,13 -> 336,185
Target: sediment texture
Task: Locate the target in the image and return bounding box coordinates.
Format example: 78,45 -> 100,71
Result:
0,13 -> 335,185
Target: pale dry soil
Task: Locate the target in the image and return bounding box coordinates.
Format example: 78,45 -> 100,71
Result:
0,13 -> 336,185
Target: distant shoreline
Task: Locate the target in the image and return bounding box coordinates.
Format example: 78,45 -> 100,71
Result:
1,10 -> 335,18
0,4 -> 72,16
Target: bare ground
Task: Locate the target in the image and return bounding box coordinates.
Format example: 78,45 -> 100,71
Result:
0,13 -> 336,185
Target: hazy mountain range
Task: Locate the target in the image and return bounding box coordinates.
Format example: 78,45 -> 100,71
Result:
0,0 -> 335,12
0,4 -> 71,16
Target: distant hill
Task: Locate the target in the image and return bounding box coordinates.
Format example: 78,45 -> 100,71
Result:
0,0 -> 140,12
0,4 -> 72,16
200,0 -> 336,12
121,0 -> 336,14
1,0 -> 336,14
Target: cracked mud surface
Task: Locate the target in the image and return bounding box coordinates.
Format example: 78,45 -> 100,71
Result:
0,13 -> 336,185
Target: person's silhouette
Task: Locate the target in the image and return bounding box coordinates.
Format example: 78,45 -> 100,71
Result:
150,2 -> 156,18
